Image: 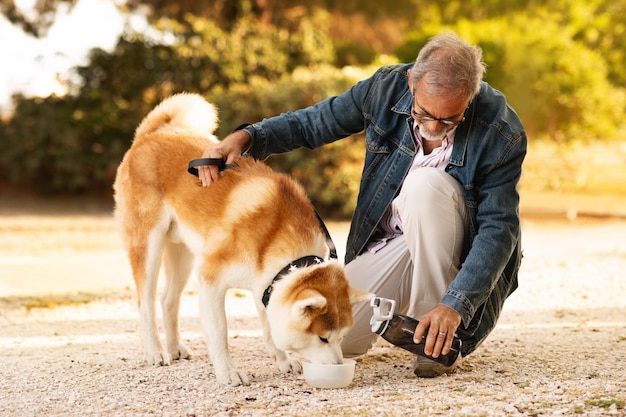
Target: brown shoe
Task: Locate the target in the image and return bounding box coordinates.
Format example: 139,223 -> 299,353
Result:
412,354 -> 461,378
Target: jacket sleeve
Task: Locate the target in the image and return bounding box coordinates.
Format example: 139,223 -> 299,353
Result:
243,70 -> 384,159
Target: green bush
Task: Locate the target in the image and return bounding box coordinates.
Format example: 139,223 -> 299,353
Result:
0,14 -> 372,218
395,10 -> 626,142
210,64 -> 374,217
3,0 -> 626,214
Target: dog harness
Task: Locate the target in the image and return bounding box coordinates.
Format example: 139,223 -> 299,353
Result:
261,255 -> 324,307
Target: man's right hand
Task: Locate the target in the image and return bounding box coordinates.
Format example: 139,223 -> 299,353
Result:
198,130 -> 251,187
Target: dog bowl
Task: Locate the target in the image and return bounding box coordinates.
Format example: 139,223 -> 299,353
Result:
302,359 -> 356,389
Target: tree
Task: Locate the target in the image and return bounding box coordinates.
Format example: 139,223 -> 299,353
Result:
396,4 -> 626,141
2,0 -> 625,210
0,0 -> 78,37
0,6 -> 366,214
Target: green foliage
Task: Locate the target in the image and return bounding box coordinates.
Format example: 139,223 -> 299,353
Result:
208,64 -> 371,135
211,65 -> 374,216
2,0 -> 626,214
0,8 -> 363,216
266,137 -> 365,219
396,5 -> 626,141
173,8 -> 335,88
334,41 -> 378,67
205,62 -> 373,217
0,94 -> 127,193
472,14 -> 625,141
535,0 -> 626,88
0,0 -> 77,37
584,398 -> 624,409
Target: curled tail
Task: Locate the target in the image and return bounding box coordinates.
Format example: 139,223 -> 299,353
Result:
134,93 -> 219,141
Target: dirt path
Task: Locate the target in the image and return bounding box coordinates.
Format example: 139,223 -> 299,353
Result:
0,208 -> 625,416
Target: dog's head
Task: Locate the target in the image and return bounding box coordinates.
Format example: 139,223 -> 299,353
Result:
265,261 -> 373,364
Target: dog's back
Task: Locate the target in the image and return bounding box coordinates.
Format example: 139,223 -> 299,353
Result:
114,94 -> 329,287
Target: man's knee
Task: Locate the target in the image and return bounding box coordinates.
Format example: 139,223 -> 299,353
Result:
401,168 -> 462,200
397,168 -> 465,220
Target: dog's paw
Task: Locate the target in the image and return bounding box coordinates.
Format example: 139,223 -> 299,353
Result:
169,343 -> 193,361
275,356 -> 302,375
216,369 -> 250,386
145,350 -> 172,366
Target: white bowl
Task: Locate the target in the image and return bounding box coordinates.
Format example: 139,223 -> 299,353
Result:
301,359 -> 356,389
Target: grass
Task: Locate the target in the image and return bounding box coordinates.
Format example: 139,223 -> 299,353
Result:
584,398 -> 625,409
0,295 -> 92,311
0,292 -> 128,311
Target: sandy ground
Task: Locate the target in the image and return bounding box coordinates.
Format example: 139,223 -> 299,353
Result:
0,197 -> 625,416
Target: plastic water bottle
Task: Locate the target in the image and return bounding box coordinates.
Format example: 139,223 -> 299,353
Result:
369,297 -> 461,367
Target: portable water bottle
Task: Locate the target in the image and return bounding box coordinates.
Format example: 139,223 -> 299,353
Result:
369,297 -> 461,367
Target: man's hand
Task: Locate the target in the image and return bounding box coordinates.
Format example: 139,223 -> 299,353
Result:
413,304 -> 461,358
198,130 -> 251,187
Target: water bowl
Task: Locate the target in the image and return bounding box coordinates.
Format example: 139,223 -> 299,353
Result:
301,359 -> 356,389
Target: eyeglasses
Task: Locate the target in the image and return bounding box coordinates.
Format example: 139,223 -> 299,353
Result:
410,87 -> 467,126
411,106 -> 466,126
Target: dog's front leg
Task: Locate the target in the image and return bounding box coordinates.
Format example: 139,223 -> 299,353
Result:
198,281 -> 250,386
257,307 -> 302,375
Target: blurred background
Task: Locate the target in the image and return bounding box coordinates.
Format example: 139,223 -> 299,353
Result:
1,0 -> 625,219
1,6 -> 624,414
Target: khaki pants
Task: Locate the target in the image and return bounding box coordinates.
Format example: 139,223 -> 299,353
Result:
342,167 -> 468,356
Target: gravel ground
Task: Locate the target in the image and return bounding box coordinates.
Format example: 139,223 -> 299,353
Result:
0,212 -> 625,416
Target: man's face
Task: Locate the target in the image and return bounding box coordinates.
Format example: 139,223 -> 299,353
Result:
408,71 -> 468,141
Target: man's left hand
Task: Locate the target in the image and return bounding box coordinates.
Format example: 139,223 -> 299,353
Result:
413,304 -> 462,358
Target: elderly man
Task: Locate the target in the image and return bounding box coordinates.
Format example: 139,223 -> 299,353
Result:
198,31 -> 526,377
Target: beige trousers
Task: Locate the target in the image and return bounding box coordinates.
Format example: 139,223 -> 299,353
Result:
341,167 -> 469,356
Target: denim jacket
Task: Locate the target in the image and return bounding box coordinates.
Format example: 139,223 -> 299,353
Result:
244,63 -> 527,328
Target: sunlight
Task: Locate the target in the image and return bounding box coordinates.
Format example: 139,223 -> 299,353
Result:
0,0 -> 124,114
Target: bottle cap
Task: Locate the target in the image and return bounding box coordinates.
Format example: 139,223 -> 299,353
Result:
370,297 -> 396,334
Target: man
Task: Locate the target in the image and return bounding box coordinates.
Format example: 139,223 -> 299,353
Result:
198,31 -> 526,377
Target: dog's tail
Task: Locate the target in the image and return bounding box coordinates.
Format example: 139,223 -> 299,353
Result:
134,93 -> 219,141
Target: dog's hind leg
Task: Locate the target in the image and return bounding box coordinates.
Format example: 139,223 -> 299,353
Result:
161,240 -> 194,361
129,228 -> 171,366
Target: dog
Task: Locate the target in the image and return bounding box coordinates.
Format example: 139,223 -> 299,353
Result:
113,93 -> 372,386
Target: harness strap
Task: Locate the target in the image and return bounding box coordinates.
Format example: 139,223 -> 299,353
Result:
261,255 -> 323,307
314,210 -> 338,260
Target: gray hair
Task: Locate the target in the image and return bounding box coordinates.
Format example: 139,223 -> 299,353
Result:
411,31 -> 486,101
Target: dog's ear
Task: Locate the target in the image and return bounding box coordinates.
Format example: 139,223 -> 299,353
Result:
292,289 -> 328,319
348,286 -> 374,306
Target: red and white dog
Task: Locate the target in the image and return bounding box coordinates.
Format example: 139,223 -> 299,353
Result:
113,93 -> 371,385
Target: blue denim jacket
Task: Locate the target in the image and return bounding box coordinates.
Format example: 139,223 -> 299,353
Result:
244,63 -> 526,328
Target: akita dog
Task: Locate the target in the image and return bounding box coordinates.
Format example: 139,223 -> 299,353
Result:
113,93 -> 371,386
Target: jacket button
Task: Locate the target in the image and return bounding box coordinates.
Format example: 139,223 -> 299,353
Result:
390,183 -> 397,190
